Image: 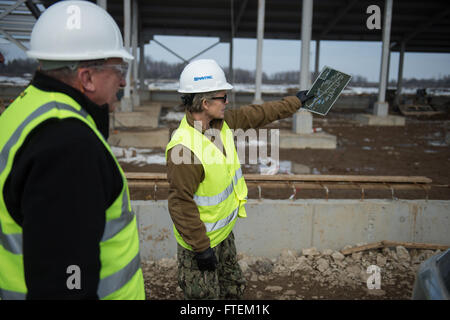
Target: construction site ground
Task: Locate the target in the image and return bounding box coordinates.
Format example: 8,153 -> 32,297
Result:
121,107 -> 450,300
122,108 -> 450,201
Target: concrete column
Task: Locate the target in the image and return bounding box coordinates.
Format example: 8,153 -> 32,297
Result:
229,39 -> 236,108
374,0 -> 393,117
299,0 -> 312,91
139,40 -> 145,91
253,0 -> 265,104
395,41 -> 405,106
293,0 -> 313,134
121,0 -> 132,111
386,47 -> 391,87
314,39 -> 320,79
96,0 -> 107,10
230,0 -> 235,108
131,0 -> 140,107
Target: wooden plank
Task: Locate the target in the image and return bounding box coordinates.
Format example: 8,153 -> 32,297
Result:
341,241 -> 449,255
127,180 -> 430,192
341,242 -> 384,255
381,241 -> 449,251
246,182 -> 430,191
124,172 -> 432,184
244,174 -> 432,184
125,172 -> 167,180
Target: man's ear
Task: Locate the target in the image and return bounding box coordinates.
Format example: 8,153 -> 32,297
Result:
77,68 -> 96,93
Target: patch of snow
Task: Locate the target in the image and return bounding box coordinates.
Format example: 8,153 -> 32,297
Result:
428,141 -> 447,147
0,76 -> 30,86
161,111 -> 185,122
112,146 -> 166,165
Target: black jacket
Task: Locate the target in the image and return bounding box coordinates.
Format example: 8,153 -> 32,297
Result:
3,71 -> 123,299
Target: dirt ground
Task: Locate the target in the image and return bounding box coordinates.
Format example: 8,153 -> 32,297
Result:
120,107 -> 450,300
123,108 -> 450,201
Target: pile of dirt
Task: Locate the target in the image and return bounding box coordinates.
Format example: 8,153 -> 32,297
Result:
141,245 -> 442,300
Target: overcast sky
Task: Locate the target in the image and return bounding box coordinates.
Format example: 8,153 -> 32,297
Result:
2,35 -> 450,82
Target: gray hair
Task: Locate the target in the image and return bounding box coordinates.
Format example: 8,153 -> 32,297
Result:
183,90 -> 222,113
38,59 -> 107,84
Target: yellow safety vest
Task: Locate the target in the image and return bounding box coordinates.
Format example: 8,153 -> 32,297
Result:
166,115 -> 248,250
0,85 -> 145,300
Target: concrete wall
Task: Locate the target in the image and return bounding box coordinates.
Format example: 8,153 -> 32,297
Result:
134,199 -> 450,261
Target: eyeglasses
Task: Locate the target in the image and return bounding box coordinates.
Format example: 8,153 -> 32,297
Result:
210,94 -> 228,102
84,62 -> 129,79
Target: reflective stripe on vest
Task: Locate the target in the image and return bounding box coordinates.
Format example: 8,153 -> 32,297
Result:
0,192 -> 134,254
97,251 -> 141,299
0,102 -> 88,175
0,288 -> 26,300
101,190 -> 134,242
204,205 -> 239,233
0,222 -> 21,254
193,168 -> 243,207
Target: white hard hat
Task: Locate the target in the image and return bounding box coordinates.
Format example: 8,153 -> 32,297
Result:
178,59 -> 233,93
27,0 -> 133,61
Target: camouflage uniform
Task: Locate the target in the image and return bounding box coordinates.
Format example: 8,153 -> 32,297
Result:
177,232 -> 247,300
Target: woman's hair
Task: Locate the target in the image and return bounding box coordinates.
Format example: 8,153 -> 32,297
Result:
181,90 -> 222,113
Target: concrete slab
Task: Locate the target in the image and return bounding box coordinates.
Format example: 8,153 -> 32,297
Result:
138,89 -> 151,102
120,97 -> 133,112
292,163 -> 311,174
108,128 -> 169,149
355,114 -> 405,126
292,109 -> 313,134
134,102 -> 163,111
374,101 -> 389,116
279,129 -> 337,149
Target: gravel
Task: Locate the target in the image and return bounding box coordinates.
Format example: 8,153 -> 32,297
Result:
141,245 -> 442,300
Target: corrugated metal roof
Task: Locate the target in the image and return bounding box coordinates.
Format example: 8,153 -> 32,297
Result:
5,0 -> 450,53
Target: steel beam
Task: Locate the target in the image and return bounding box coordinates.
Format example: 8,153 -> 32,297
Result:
299,0 -> 312,90
0,27 -> 27,51
403,7 -> 450,43
0,0 -> 27,20
234,0 -> 248,33
319,0 -> 358,38
253,0 -> 265,104
186,41 -> 220,62
395,41 -> 405,106
25,0 -> 40,19
96,0 -> 107,10
293,0 -> 313,135
314,39 -> 320,79
152,39 -> 187,63
122,0 -> 132,111
374,0 -> 393,117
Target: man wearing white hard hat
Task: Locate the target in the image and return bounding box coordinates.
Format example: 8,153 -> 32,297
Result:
0,1 -> 145,299
166,59 -> 314,299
